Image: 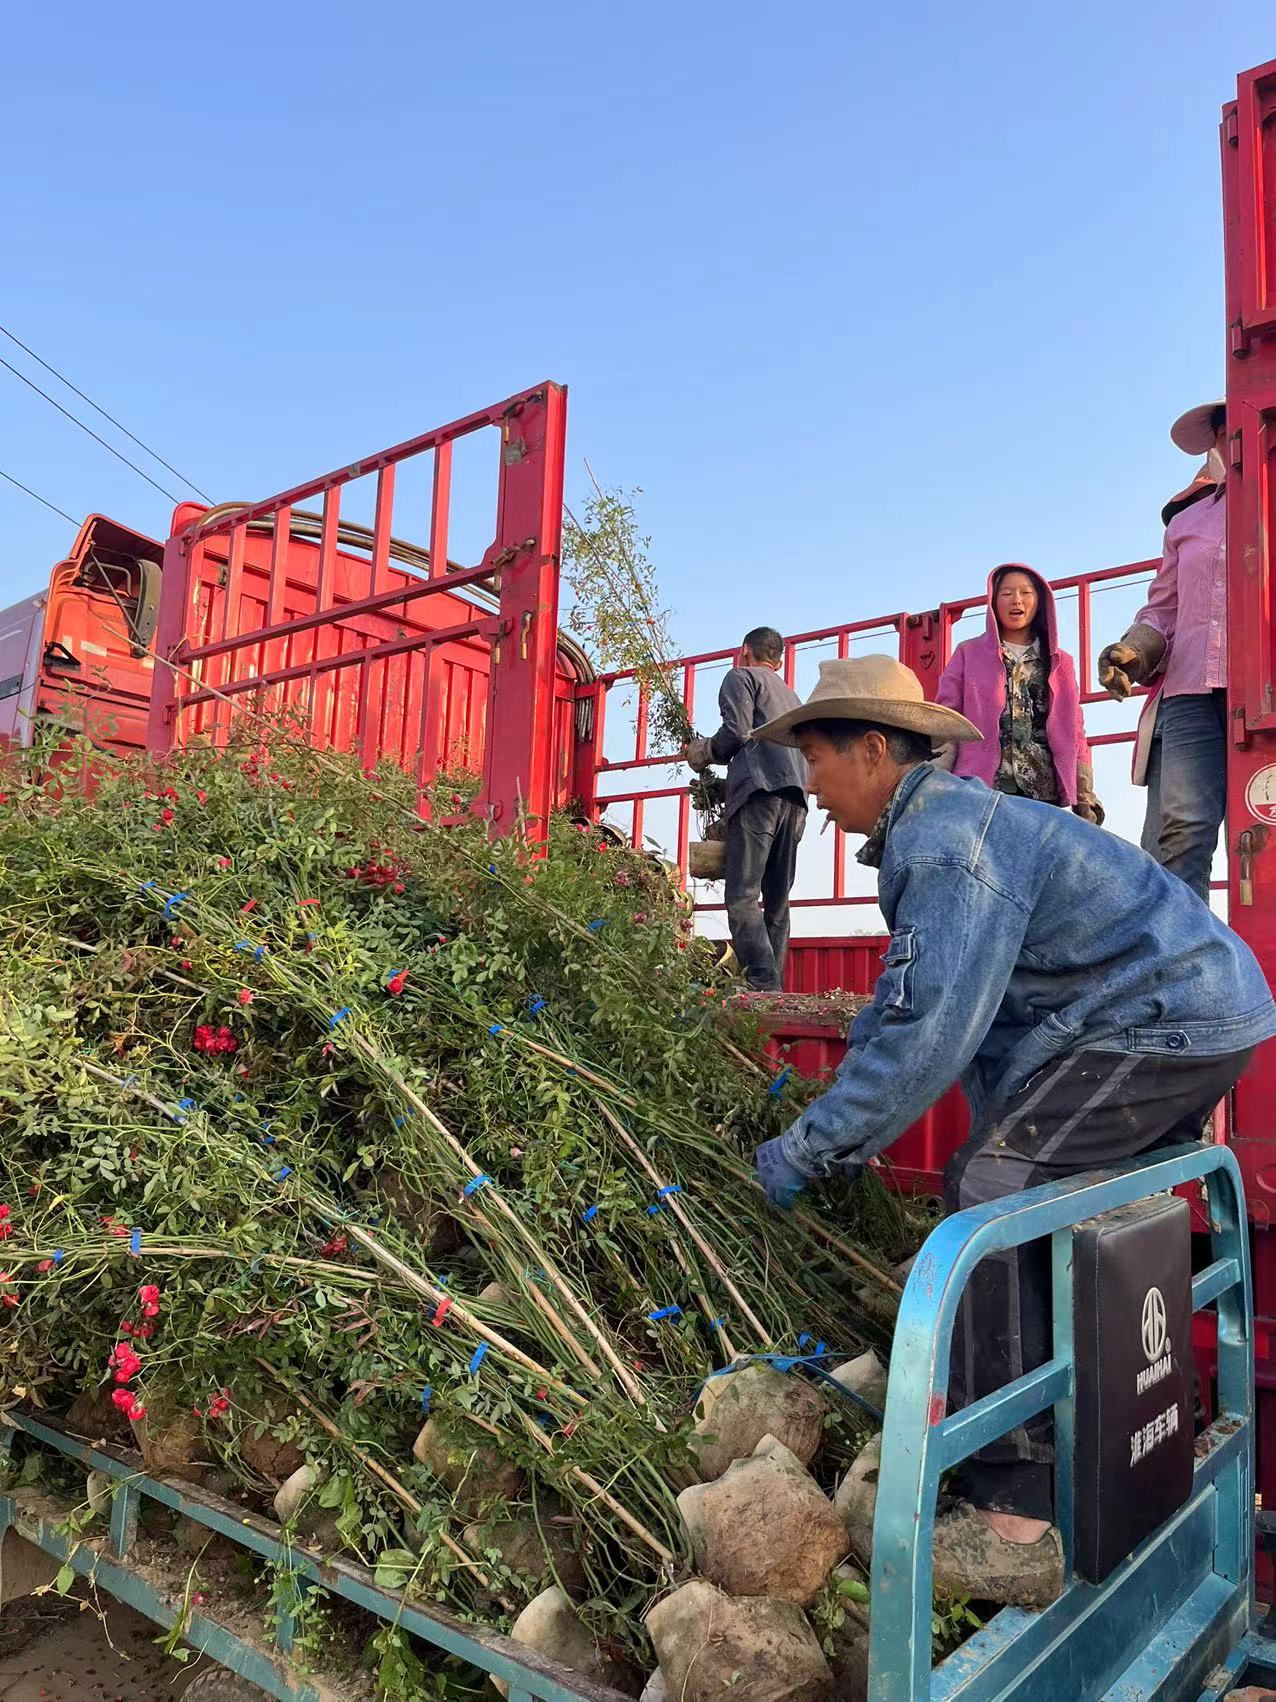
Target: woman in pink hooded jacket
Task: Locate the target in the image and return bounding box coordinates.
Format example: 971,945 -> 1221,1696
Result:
934,564 -> 1103,822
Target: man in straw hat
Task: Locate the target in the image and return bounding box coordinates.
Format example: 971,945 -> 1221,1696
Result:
1098,400 -> 1228,900
750,653 -> 1274,1607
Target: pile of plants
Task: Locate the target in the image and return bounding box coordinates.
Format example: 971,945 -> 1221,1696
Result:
0,730 -> 922,1694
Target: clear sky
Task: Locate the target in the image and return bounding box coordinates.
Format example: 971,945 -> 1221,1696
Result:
3,0 -> 1272,646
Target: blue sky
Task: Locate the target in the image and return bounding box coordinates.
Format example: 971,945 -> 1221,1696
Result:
1,3 -> 1271,656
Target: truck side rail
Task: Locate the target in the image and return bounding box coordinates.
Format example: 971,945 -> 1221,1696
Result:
870,1142 -> 1256,1701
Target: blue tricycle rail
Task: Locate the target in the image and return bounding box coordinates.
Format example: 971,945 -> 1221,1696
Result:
870,1141 -> 1273,1700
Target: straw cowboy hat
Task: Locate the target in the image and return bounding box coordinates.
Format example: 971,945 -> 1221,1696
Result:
754,654 -> 983,748
1170,399 -> 1225,456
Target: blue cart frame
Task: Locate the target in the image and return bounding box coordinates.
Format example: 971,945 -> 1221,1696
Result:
0,1411 -> 632,1701
871,1140 -> 1275,1700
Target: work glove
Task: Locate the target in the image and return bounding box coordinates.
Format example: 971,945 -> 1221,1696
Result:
1073,764 -> 1105,827
754,1134 -> 808,1210
682,735 -> 714,773
1097,624 -> 1166,702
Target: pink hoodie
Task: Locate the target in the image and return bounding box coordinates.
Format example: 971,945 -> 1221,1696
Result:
933,564 -> 1090,806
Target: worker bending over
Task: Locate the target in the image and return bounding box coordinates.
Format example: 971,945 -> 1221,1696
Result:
751,655 -> 1275,1607
683,627 -> 807,992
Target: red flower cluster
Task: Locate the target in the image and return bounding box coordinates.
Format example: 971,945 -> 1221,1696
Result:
216,856 -> 232,870
596,842 -> 612,854
345,843 -> 407,895
0,1205 -> 12,1244
111,1343 -> 142,1384
112,1389 -> 146,1420
101,1216 -> 130,1238
193,1024 -> 238,1055
194,1387 -> 232,1420
36,1259 -> 54,1275
614,869 -> 632,888
633,912 -> 648,925
139,1284 -> 161,1319
237,988 -> 253,1007
385,970 -> 409,997
0,1273 -> 17,1309
119,1318 -> 155,1340
320,1233 -> 347,1257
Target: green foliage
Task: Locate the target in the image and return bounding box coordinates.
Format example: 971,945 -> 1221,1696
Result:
561,483 -> 691,752
0,726 -> 914,1681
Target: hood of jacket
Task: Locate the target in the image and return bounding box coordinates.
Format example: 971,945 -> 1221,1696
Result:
983,562 -> 1059,657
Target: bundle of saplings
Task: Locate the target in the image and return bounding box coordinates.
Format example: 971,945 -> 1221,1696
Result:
0,729 -> 924,1698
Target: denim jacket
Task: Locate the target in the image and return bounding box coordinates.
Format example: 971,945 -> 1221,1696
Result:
784,764 -> 1276,1177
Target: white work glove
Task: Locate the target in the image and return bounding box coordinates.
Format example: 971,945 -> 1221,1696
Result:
683,736 -> 714,772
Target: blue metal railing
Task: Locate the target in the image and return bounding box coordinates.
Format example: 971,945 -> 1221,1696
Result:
868,1141 -> 1256,1702
0,1411 -> 630,1702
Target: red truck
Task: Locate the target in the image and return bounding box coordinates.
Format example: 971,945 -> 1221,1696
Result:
3,51 -> 1276,1592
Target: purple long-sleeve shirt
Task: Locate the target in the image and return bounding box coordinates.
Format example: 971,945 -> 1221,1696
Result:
1135,487 -> 1227,696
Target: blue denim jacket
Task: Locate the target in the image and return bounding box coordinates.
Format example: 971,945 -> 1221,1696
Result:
784,764 -> 1276,1177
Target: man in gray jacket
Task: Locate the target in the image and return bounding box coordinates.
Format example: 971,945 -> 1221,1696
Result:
684,627 -> 808,991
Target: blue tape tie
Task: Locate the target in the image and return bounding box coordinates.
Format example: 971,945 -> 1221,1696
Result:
647,1305 -> 682,1323
277,1166 -> 293,1182
254,945 -> 266,962
527,996 -> 547,1016
487,863 -> 498,876
328,1007 -> 351,1029
162,892 -> 189,919
469,1343 -> 489,1374
140,879 -> 158,892
52,1250 -> 64,1265
437,1273 -> 449,1286
393,1115 -> 406,1129
587,918 -> 607,932
235,940 -> 251,953
710,1316 -> 725,1329
488,1023 -> 504,1036
420,1385 -> 432,1414
129,1229 -> 142,1255
260,1133 -> 276,1147
768,1066 -> 793,1097
174,1097 -> 196,1122
462,1174 -> 491,1198
797,1332 -> 811,1350
582,1205 -> 599,1223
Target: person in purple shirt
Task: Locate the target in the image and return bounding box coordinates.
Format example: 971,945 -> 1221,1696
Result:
1098,401 -> 1228,901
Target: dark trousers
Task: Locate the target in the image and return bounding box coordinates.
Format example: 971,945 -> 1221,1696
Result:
724,790 -> 807,991
1141,689 -> 1227,903
943,1045 -> 1251,1522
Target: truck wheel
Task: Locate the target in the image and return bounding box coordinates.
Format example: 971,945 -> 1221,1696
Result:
182,1671 -> 273,1701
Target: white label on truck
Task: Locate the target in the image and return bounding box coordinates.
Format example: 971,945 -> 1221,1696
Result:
1245,764 -> 1276,823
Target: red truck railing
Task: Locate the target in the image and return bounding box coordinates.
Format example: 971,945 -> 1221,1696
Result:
146,383 -> 575,833
583,557 -> 1165,917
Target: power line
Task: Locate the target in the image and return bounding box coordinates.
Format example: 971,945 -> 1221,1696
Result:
0,351 -> 185,507
0,466 -> 77,525
0,324 -> 212,503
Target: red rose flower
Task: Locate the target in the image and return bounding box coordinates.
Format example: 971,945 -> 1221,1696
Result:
385,970 -> 409,997
237,989 -> 253,1006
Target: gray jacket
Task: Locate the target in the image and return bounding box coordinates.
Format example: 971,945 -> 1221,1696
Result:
708,667 -> 808,818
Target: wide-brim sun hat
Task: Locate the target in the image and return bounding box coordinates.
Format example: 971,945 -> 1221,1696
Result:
754,654 -> 983,749
1170,399 -> 1225,456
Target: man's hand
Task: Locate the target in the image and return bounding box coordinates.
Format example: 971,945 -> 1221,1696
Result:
754,1135 -> 808,1210
681,736 -> 713,772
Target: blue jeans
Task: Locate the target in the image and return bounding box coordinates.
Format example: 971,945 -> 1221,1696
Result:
1141,690 -> 1227,903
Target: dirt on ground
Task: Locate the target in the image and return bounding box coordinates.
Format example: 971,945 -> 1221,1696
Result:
0,1597 -> 199,1700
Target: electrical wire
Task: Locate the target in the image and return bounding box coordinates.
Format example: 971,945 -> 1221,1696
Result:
0,352 -> 185,507
0,324 -> 212,503
0,467 -> 77,526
